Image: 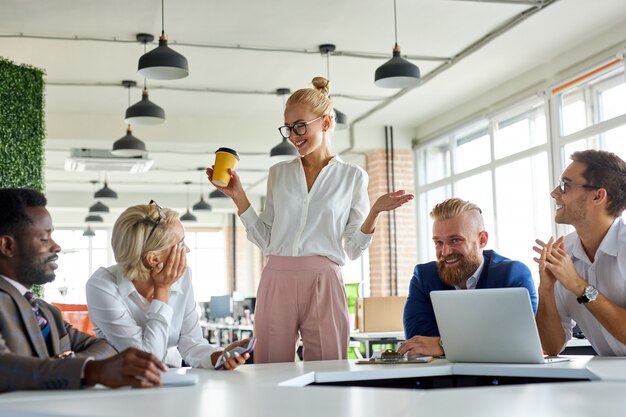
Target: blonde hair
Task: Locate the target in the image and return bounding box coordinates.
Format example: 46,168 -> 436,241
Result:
111,204 -> 180,281
430,198 -> 484,229
286,76 -> 335,127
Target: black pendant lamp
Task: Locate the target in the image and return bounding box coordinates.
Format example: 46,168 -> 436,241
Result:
137,1 -> 189,80
112,81 -> 148,157
85,214 -> 104,223
192,168 -> 212,211
209,189 -> 227,199
319,44 -> 349,130
126,34 -> 166,125
270,88 -> 299,163
83,226 -> 96,237
94,179 -> 118,199
89,201 -> 110,213
180,181 -> 197,222
374,0 -> 420,88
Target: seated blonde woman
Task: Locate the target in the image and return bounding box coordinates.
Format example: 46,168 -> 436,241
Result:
86,201 -> 249,370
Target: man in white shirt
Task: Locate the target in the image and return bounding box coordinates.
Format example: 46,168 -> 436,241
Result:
534,150 -> 626,356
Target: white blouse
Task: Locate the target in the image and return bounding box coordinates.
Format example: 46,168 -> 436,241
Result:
239,156 -> 373,266
86,265 -> 219,368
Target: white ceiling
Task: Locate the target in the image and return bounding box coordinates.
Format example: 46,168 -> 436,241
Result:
2,0 -> 626,225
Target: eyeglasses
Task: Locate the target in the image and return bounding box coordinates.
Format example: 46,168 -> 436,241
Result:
557,179 -> 601,194
146,200 -> 165,243
278,116 -> 323,139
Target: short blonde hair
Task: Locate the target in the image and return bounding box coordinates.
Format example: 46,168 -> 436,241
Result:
430,198 -> 484,229
286,76 -> 335,128
111,204 -> 180,281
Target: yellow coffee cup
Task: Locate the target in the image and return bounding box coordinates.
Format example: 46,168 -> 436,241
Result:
212,147 -> 240,187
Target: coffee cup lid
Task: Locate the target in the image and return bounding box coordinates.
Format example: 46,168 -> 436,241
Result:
215,147 -> 239,159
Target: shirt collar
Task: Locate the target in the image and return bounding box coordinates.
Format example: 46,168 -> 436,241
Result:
0,274 -> 29,295
455,256 -> 485,290
571,217 -> 621,263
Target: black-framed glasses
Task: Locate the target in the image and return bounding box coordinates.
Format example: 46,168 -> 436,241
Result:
146,200 -> 165,243
557,179 -> 601,194
278,116 -> 323,139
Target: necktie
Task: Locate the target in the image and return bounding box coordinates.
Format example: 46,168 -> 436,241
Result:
24,291 -> 48,329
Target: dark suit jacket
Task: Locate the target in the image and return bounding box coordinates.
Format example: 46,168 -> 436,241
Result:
403,250 -> 538,338
0,277 -> 116,392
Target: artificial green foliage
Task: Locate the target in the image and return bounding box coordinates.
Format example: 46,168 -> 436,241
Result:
0,57 -> 46,296
0,57 -> 46,191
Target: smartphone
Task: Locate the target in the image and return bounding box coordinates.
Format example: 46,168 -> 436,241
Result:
214,337 -> 256,370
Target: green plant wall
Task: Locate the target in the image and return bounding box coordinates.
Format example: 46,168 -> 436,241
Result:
0,57 -> 45,191
0,57 -> 46,296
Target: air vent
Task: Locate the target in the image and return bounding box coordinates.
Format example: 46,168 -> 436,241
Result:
65,148 -> 154,173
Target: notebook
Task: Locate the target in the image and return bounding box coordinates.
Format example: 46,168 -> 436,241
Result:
430,287 -> 569,364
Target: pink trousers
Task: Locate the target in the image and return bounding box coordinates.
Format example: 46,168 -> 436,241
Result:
253,255 -> 349,364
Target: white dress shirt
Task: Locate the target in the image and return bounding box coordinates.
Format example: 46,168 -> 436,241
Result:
555,218 -> 626,355
239,156 -> 373,266
86,265 -> 219,367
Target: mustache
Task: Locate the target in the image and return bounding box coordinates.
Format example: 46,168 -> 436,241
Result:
438,253 -> 464,262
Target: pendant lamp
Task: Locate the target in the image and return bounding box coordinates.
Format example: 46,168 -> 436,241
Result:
89,201 -> 109,213
85,214 -> 104,223
192,168 -> 212,211
126,34 -> 166,125
137,0 -> 189,80
374,0 -> 420,88
180,181 -> 197,221
112,81 -> 148,157
270,88 -> 299,163
83,226 -> 96,237
318,44 -> 348,130
94,179 -> 118,199
209,189 -> 227,199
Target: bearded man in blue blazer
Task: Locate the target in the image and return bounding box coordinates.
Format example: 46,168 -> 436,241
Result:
0,188 -> 167,392
398,198 -> 537,358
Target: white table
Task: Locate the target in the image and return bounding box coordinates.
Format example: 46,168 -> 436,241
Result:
1,356 -> 626,417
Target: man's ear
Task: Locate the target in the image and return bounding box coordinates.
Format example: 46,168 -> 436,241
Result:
478,231 -> 489,248
593,188 -> 608,204
0,236 -> 17,258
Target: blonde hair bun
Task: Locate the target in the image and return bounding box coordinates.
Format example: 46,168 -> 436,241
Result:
311,77 -> 330,96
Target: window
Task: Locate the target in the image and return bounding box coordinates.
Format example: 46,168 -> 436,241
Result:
47,229 -> 111,304
185,229 -> 227,301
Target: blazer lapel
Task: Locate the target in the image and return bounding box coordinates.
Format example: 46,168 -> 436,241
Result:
0,278 -> 50,358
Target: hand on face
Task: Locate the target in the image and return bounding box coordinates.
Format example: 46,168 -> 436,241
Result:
150,242 -> 187,290
372,190 -> 414,214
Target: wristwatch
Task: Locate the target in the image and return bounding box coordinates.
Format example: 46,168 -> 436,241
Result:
576,285 -> 599,304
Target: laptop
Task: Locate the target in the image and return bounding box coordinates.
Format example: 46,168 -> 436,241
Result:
431,287 -> 569,364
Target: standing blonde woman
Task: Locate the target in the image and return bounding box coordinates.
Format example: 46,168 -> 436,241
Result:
207,77 -> 413,363
86,202 -> 249,370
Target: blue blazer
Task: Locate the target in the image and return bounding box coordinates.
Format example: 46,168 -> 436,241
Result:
403,250 -> 537,338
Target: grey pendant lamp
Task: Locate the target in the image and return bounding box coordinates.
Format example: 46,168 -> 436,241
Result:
113,81 -> 148,157
85,214 -> 104,223
137,0 -> 189,80
89,201 -> 109,213
83,226 -> 96,237
126,34 -> 166,125
180,181 -> 197,222
270,88 -> 299,163
192,167 -> 212,211
209,189 -> 227,199
319,44 -> 348,130
374,0 -> 420,88
94,178 -> 118,199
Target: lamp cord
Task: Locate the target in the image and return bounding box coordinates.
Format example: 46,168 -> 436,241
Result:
393,0 -> 398,48
161,0 -> 165,36
326,52 -> 331,81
